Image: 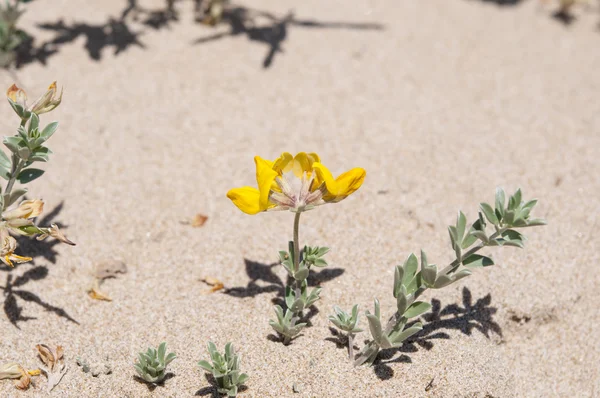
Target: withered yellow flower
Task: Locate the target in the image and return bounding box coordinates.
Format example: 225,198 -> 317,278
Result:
0,229 -> 31,267
0,362 -> 37,390
227,152 -> 366,215
6,82 -> 63,116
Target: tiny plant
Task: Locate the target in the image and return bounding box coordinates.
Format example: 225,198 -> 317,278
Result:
227,152 -> 365,344
133,342 -> 176,384
328,304 -> 363,359
0,82 -> 74,268
328,188 -> 546,366
198,342 -> 248,397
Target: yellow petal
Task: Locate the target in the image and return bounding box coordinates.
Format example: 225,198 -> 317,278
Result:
88,287 -> 112,301
313,163 -> 366,202
6,84 -> 26,105
226,186 -> 262,215
292,152 -> 321,178
254,156 -> 278,210
272,152 -> 293,174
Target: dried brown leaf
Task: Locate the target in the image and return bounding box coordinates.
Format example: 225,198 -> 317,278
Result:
191,214 -> 209,227
200,277 -> 224,294
88,287 -> 112,302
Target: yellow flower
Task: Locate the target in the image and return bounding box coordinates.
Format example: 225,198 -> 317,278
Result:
0,229 -> 31,267
6,82 -> 62,117
227,152 -> 366,214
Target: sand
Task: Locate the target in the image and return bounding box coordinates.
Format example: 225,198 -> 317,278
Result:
0,0 -> 599,396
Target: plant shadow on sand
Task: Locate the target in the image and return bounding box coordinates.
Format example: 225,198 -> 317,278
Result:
223,258 -> 344,332
195,373 -> 249,397
14,0 -> 383,69
133,373 -> 175,392
191,3 -> 385,68
0,202 -> 78,328
326,287 -> 502,381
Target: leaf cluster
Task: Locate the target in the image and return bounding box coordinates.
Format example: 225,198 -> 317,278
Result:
328,304 -> 363,334
269,305 -> 307,345
0,0 -> 28,67
133,342 -> 176,384
198,342 -> 248,397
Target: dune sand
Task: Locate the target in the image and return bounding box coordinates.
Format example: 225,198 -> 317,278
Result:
0,0 -> 599,396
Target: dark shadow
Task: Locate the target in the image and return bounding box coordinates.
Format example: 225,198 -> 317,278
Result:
552,10 -> 576,25
223,259 -> 283,298
192,5 -> 384,68
121,0 -> 180,30
470,0 -> 523,5
224,258 -> 344,302
133,372 -> 175,391
348,287 -> 501,380
194,372 -> 248,396
16,201 -> 67,264
16,7 -> 145,67
1,265 -> 78,328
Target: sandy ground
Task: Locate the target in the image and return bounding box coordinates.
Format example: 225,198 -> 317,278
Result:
0,0 -> 599,397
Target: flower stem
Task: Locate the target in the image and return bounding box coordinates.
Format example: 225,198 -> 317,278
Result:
292,211 -> 302,301
348,332 -> 355,360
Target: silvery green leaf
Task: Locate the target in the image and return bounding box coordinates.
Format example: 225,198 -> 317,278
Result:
238,373 -> 249,385
294,266 -> 309,281
500,229 -> 526,248
406,271 -> 421,294
7,99 -> 27,118
420,250 -> 428,269
316,247 -> 330,256
157,342 -> 166,362
480,202 -> 499,225
17,146 -> 30,160
456,211 -> 467,241
471,230 -> 489,243
393,265 -> 403,298
404,301 -> 431,318
17,125 -> 28,141
402,253 -> 418,286
305,287 -> 321,307
328,316 -> 344,329
390,323 -> 423,345
0,150 -> 10,169
0,163 -> 10,180
448,226 -> 458,249
508,188 -> 522,211
17,168 -> 44,183
40,121 -> 58,142
421,264 -> 437,287
285,286 -> 295,308
4,136 -> 24,154
527,218 -> 547,227
503,210 -> 516,226
495,188 -> 506,217
165,352 -> 176,365
351,304 -> 359,322
396,291 -> 407,315
28,113 -> 40,133
228,385 -> 238,397
269,320 -> 284,334
374,298 -> 381,319
225,343 -> 233,360
462,254 -> 494,268
290,298 -> 305,313
198,360 -> 213,372
208,341 -> 219,361
461,228 -> 478,249
354,342 -> 380,367
313,258 -> 328,267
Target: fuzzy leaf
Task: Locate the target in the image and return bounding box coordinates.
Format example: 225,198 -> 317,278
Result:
462,254 -> 494,268
404,301 -> 432,318
480,202 -> 499,225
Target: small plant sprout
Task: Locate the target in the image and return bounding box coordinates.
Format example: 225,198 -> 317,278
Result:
133,342 -> 176,384
227,152 -> 365,344
0,0 -> 28,68
198,342 -> 248,397
0,83 -> 74,268
335,188 -> 547,366
328,304 -> 363,359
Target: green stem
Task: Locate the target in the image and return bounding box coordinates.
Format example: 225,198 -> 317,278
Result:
348,332 -> 355,360
292,211 -> 302,301
383,228 -> 506,335
3,119 -> 27,204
